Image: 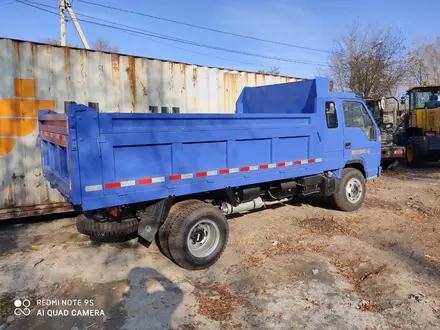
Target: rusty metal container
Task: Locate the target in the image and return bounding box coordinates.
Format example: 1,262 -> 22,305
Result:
0,38 -> 302,220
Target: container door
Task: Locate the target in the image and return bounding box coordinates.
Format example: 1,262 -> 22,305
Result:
341,100 -> 381,179
323,99 -> 344,170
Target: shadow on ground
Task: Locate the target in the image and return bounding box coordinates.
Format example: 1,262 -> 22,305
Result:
6,267 -> 183,330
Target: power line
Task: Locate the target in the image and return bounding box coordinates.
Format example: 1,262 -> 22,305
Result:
16,0 -> 329,67
78,0 -> 331,54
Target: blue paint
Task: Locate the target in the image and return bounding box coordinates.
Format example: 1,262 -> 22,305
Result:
38,77 -> 381,212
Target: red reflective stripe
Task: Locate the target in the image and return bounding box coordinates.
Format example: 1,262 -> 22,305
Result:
278,162 -> 286,167
240,166 -> 250,172
138,178 -> 152,185
294,160 -> 302,165
196,171 -> 207,177
219,169 -> 229,174
308,159 -> 315,163
105,182 -> 121,189
260,164 -> 269,169
169,174 -> 181,181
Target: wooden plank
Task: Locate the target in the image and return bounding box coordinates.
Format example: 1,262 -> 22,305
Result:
41,135 -> 67,148
40,124 -> 68,135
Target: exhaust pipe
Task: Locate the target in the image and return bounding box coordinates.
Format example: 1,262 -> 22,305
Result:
221,197 -> 291,215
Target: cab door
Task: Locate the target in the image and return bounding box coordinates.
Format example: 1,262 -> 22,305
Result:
323,99 -> 344,170
341,100 -> 381,179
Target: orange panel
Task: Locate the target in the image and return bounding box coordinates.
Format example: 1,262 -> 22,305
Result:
0,118 -> 37,136
0,99 -> 55,117
0,138 -> 17,156
14,78 -> 36,98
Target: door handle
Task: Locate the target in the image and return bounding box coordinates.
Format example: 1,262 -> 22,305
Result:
345,142 -> 351,149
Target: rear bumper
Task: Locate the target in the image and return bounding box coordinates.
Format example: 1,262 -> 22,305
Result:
381,145 -> 405,161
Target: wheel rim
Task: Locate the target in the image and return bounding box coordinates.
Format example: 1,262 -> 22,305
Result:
406,145 -> 413,162
345,178 -> 363,204
187,219 -> 220,258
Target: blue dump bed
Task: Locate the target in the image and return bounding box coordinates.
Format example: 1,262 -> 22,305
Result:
38,78 -> 374,211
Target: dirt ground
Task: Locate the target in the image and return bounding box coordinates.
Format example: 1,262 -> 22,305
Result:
1,164 -> 440,330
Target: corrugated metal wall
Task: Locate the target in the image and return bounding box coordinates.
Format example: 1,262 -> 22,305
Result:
0,38 -> 302,219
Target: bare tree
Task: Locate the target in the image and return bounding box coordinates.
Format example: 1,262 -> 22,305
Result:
38,38 -> 61,45
91,38 -> 119,52
408,37 -> 440,85
330,23 -> 409,98
257,66 -> 281,75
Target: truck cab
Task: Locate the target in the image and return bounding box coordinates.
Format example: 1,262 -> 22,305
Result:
324,94 -> 381,180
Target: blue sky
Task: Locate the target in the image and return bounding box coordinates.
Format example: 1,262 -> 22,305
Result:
0,0 -> 439,79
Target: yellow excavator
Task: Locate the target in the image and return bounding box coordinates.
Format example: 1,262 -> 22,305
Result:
395,84 -> 440,167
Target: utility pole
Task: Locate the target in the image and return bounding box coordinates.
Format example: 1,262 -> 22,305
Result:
59,0 -> 66,46
59,0 -> 90,49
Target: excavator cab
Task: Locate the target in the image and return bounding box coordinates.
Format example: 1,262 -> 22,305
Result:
400,84 -> 440,166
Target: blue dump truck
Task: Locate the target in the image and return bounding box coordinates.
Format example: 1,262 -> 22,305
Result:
38,77 -> 381,270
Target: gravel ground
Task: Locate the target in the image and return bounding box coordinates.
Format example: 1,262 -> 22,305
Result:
1,164 -> 440,330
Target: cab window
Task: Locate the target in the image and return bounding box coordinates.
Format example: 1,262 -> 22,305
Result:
343,101 -> 376,141
325,101 -> 338,128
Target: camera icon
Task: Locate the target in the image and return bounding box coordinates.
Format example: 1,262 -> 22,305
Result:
14,299 -> 31,316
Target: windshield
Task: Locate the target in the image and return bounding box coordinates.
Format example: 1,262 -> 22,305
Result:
408,88 -> 440,109
411,92 -> 433,109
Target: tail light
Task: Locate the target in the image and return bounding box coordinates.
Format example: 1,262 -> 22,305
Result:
106,207 -> 119,218
394,149 -> 403,155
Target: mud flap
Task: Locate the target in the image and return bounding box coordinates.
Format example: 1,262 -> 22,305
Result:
137,196 -> 174,243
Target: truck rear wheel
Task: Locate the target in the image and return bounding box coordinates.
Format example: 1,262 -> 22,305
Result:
166,200 -> 229,270
332,168 -> 366,212
76,213 -> 139,240
157,199 -> 205,260
406,137 -> 423,167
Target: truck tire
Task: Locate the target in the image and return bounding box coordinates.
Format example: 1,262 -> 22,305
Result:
76,213 -> 139,239
406,136 -> 423,167
157,199 -> 205,261
166,201 -> 229,270
332,168 -> 366,212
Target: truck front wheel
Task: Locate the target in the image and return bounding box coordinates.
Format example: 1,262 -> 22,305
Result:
166,200 -> 229,270
332,168 -> 366,212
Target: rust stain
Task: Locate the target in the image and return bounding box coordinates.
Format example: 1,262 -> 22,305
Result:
13,42 -> 20,70
181,64 -> 186,94
111,54 -> 120,78
140,58 -> 148,98
80,50 -> 86,78
7,184 -> 14,207
192,68 -> 197,88
168,62 -> 174,91
31,43 -> 38,57
0,138 -> 16,156
0,202 -> 74,221
64,48 -> 71,83
223,73 -> 230,112
231,74 -> 237,95
14,79 -> 36,98
126,57 -> 137,112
